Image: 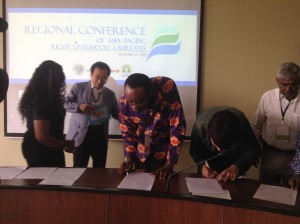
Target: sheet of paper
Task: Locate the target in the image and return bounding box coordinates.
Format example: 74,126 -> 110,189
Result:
192,190 -> 231,200
15,167 -> 57,179
117,172 -> 155,191
186,177 -> 225,194
253,184 -> 298,206
39,179 -> 78,186
0,167 -> 27,179
39,168 -> 86,186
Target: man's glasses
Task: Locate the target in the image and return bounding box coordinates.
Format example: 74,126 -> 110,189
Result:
92,76 -> 107,82
126,99 -> 146,107
278,83 -> 300,89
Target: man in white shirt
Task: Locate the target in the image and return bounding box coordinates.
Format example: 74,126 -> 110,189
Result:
252,62 -> 300,184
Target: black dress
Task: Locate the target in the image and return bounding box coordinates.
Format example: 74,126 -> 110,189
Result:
22,104 -> 66,167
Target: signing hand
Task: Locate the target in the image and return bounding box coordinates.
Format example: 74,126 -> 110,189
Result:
289,175 -> 300,190
152,164 -> 174,180
202,163 -> 219,179
216,165 -> 239,182
118,160 -> 134,175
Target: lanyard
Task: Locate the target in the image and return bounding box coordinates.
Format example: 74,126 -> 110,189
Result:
91,89 -> 102,103
280,96 -> 291,124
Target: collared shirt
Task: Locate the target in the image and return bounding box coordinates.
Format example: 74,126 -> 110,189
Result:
118,76 -> 186,165
251,88 -> 300,150
91,83 -> 103,104
291,132 -> 300,175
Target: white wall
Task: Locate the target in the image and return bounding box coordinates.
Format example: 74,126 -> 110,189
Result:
2,0 -> 300,179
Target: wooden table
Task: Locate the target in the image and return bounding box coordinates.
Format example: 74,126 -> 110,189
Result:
0,168 -> 299,224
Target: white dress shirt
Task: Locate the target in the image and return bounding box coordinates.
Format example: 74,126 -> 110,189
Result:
251,88 -> 300,150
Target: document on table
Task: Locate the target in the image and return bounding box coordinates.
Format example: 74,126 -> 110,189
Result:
186,177 -> 231,200
253,184 -> 298,206
117,172 -> 155,191
191,190 -> 231,200
15,167 -> 57,179
39,168 -> 86,186
0,167 -> 27,179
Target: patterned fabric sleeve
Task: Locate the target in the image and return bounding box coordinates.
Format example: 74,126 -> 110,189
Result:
118,76 -> 186,165
159,78 -> 186,164
291,131 -> 300,175
118,97 -> 139,162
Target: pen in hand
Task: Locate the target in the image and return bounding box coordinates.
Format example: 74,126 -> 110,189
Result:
205,161 -> 210,169
125,157 -> 129,176
63,131 -> 78,153
72,131 -> 79,140
205,162 -> 214,178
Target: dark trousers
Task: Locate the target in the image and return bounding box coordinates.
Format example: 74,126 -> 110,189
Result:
259,139 -> 295,185
73,126 -> 107,168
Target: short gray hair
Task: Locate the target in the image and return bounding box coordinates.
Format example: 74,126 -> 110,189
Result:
277,62 -> 300,80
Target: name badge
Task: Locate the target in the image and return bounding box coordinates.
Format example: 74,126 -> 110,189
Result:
145,130 -> 151,152
276,124 -> 290,142
88,104 -> 109,125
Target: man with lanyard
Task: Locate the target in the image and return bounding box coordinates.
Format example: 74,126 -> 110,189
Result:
252,62 -> 300,184
65,61 -> 119,168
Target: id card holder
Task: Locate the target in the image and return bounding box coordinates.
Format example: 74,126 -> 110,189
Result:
275,123 -> 290,142
145,130 -> 151,153
88,104 -> 109,125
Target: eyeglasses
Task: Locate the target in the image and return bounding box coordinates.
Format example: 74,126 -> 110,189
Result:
92,76 -> 107,82
278,83 -> 299,89
126,99 -> 147,107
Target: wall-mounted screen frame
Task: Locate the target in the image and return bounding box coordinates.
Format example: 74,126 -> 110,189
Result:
3,0 -> 204,139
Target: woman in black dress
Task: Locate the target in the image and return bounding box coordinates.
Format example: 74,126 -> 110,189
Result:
19,60 -> 74,167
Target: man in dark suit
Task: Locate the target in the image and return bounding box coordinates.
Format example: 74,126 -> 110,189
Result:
189,106 -> 261,182
65,62 -> 119,168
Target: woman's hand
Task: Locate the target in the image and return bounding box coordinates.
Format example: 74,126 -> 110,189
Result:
63,140 -> 75,153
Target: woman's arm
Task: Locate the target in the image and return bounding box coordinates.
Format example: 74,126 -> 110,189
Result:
34,120 -> 74,152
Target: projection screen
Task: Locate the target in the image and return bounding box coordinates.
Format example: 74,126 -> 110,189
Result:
4,0 -> 203,138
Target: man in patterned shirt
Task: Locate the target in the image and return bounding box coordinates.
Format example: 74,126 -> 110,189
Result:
289,132 -> 300,189
117,73 -> 186,180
